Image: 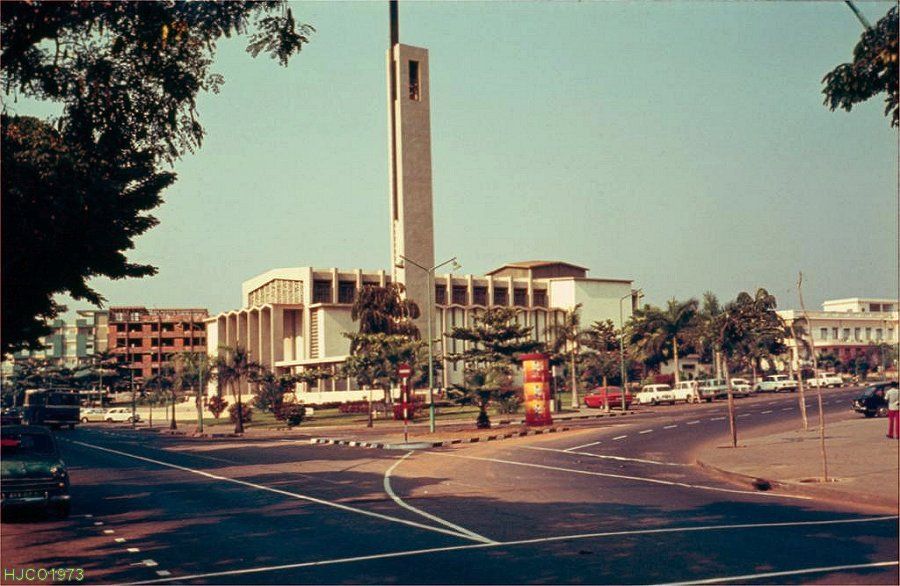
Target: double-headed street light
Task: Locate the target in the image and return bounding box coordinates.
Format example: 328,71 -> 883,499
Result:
396,255 -> 461,433
619,288 -> 643,411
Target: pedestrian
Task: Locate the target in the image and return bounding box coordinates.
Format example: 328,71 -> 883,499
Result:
886,384 -> 899,439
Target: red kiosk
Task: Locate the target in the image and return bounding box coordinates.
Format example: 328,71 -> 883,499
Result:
520,353 -> 553,426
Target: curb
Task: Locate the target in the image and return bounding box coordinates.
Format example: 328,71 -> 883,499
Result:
309,426 -> 572,450
695,458 -> 899,515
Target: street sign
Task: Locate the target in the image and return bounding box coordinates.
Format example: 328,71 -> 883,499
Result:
397,363 -> 413,379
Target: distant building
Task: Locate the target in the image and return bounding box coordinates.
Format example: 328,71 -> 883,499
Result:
206,262 -> 639,404
778,298 -> 899,369
107,307 -> 208,382
11,317 -> 97,368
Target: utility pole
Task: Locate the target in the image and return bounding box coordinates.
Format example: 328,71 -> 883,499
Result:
128,312 -> 136,428
798,272 -> 828,483
619,290 -> 641,411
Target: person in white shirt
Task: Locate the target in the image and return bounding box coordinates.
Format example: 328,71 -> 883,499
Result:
886,384 -> 899,439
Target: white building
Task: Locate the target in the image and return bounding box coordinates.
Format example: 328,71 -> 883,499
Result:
778,297 -> 899,369
206,261 -> 639,404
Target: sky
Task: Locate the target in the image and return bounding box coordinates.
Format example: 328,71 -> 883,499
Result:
14,1 -> 897,317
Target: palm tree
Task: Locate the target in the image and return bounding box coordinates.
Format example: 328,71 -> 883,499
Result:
630,299 -> 699,384
213,344 -> 261,433
173,351 -> 211,433
546,304 -> 589,409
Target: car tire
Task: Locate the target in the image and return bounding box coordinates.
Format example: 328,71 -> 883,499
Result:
54,501 -> 71,518
126,417 -> 134,423
81,417 -> 89,423
106,418 -> 113,422
876,406 -> 889,418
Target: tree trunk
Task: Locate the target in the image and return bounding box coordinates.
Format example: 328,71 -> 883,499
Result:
569,348 -> 578,409
714,350 -> 722,380
673,338 -> 681,384
234,380 -> 244,434
170,392 -> 177,430
751,361 -> 758,387
149,400 -> 153,428
602,374 -> 609,412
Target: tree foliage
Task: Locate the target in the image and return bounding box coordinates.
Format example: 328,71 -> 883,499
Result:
350,283 -> 420,340
628,298 -> 699,380
0,1 -> 313,355
822,6 -> 898,127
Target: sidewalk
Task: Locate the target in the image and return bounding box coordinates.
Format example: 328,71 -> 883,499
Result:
697,418 -> 899,514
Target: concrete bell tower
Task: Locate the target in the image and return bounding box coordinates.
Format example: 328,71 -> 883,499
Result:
388,6 -> 434,330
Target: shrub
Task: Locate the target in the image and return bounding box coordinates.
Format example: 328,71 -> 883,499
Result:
493,393 -> 522,415
207,395 -> 228,419
228,403 -> 253,424
338,400 -> 371,414
278,404 -> 306,427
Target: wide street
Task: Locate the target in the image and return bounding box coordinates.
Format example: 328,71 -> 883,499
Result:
3,386 -> 898,585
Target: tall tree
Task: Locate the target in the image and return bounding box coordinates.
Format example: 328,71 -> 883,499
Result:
629,299 -> 699,384
822,5 -> 898,128
546,304 -> 590,409
0,2 -> 313,354
212,344 -> 261,434
579,319 -> 623,409
447,307 -> 541,428
350,283 -> 420,339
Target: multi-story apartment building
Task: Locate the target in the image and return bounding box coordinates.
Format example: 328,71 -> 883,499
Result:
206,261 -> 639,404
11,317 -> 97,368
778,298 -> 899,369
107,307 -> 208,382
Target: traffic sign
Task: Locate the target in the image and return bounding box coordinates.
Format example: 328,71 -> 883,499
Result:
397,363 -> 413,378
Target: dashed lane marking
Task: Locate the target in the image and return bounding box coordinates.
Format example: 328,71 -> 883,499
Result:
93,521 -> 104,526
564,441 -> 602,452
657,560 -> 900,585
103,529 -> 114,534
115,538 -> 127,543
781,407 -> 793,411
127,548 -> 140,553
142,560 -> 158,568
761,410 -> 773,414
425,452 -> 813,499
383,452 -> 495,544
663,425 -> 678,429
522,446 -> 685,467
639,429 -> 653,434
612,435 -> 628,440
710,417 -> 725,421
155,571 -> 171,577
66,439 -> 477,542
686,421 -> 700,425
130,516 -> 897,585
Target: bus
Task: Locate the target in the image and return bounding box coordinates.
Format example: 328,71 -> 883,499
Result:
22,389 -> 81,429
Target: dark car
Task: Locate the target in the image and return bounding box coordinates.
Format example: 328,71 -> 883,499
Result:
1,407 -> 23,426
851,382 -> 897,418
1,425 -> 70,517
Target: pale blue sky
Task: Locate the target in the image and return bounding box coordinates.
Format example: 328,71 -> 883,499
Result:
23,1 -> 897,316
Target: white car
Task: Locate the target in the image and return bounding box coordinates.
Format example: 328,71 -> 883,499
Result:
730,378 -> 752,397
104,407 -> 139,423
637,384 -> 675,405
755,375 -> 798,393
672,381 -> 700,403
699,378 -> 730,400
806,373 -> 843,388
80,407 -> 107,423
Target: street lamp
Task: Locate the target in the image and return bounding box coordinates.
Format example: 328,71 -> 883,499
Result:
619,289 -> 643,411
395,254 -> 461,433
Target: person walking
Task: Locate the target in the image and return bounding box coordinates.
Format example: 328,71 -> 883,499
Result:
886,383 -> 899,439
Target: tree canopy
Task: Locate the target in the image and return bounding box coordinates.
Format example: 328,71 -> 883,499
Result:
822,5 -> 898,127
1,1 -> 313,355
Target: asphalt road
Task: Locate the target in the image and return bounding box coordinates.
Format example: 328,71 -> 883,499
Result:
2,386 -> 897,584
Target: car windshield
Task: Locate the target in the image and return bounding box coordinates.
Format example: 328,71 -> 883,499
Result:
1,432 -> 55,456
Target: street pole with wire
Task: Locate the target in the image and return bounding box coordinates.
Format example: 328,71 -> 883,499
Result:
397,255 -> 460,433
619,290 -> 641,411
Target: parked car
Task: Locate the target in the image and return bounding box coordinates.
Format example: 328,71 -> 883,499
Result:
637,384 -> 675,405
1,425 -> 71,517
79,408 -> 107,423
699,378 -> 730,400
730,378 -> 752,397
672,381 -> 699,403
755,375 -> 798,393
851,382 -> 896,418
1,406 -> 23,426
584,386 -> 633,409
806,372 -> 843,388
104,408 -> 138,423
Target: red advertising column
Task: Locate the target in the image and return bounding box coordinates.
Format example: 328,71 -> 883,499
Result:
520,353 -> 553,426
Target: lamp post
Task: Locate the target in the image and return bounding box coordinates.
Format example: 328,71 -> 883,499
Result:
619,289 -> 642,411
396,255 -> 461,433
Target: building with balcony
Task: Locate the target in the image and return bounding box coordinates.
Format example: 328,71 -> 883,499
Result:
107,307 -> 208,382
205,261 -> 639,404
778,297 -> 899,369
10,317 -> 99,368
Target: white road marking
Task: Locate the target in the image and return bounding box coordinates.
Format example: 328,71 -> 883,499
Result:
663,425 -> 678,429
564,441 -> 602,452
155,571 -> 171,577
686,421 -> 700,425
115,538 -> 127,543
710,417 -> 725,421
67,439 -> 473,542
383,453 -> 495,544
142,560 -> 158,567
426,452 -> 812,500
781,407 -> 793,411
612,435 -> 628,440
638,429 -> 653,434
131,516 -> 897,585
523,446 -> 685,467
127,547 -> 140,553
93,521 -> 104,526
103,529 -> 114,534
657,560 -> 900,585
737,414 -> 750,418
761,410 -> 773,414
